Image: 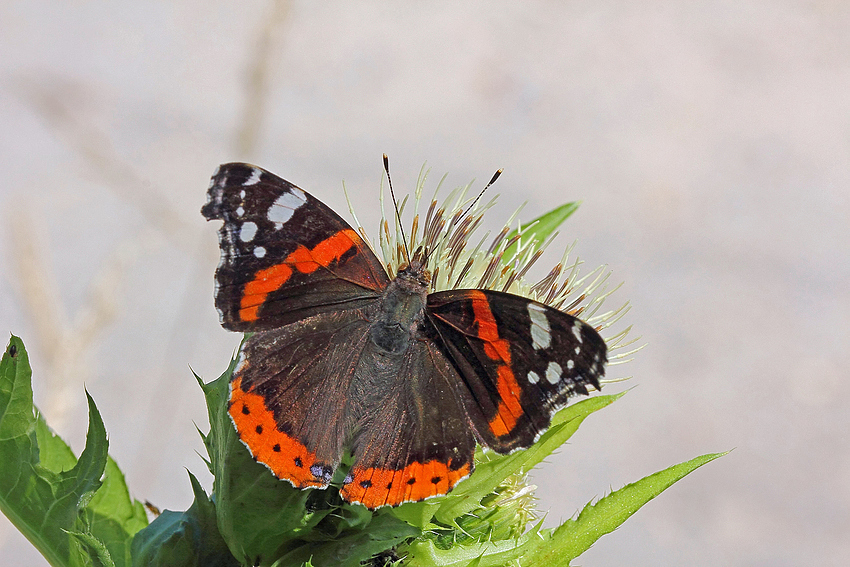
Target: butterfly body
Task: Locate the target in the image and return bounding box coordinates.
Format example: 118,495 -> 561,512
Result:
368,263 -> 430,355
203,163 -> 607,509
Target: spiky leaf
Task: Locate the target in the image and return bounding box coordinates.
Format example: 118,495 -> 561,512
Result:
523,452 -> 728,564
0,337 -> 109,567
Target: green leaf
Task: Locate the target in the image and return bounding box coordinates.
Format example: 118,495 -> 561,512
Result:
0,336 -> 111,567
59,390 -> 109,518
404,452 -> 728,565
34,413 -> 76,473
131,471 -> 238,567
523,452 -> 728,564
0,337 -> 38,449
270,512 -> 419,567
503,201 -> 580,259
85,457 -> 149,567
404,522 -> 543,567
425,394 -> 623,525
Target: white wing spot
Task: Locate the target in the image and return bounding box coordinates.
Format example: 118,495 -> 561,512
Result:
240,189 -> 246,199
240,221 -> 257,242
527,371 -> 540,384
575,346 -> 581,355
567,359 -> 575,370
268,188 -> 308,227
527,303 -> 551,350
572,321 -> 584,343
236,206 -> 245,217
253,246 -> 266,258
546,361 -> 562,384
244,168 -> 262,186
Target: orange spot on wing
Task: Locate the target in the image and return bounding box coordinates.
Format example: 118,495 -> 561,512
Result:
237,229 -> 359,322
470,293 -> 512,362
239,263 -> 293,321
488,415 -> 510,437
341,459 -> 472,509
239,305 -> 261,322
244,263 -> 294,295
229,377 -> 324,488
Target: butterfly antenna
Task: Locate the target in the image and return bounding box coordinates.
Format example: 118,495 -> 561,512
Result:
383,154 -> 411,264
461,168 -> 503,219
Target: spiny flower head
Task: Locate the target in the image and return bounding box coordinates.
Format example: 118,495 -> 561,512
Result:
344,163 -> 639,373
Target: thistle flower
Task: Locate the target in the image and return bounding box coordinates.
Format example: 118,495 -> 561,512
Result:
345,163 -> 640,374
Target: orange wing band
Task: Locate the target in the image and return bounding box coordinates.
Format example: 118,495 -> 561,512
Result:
229,376 -> 325,488
468,291 -> 524,438
238,229 -> 359,322
341,459 -> 472,509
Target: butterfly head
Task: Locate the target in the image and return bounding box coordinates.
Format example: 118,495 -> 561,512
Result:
396,246 -> 432,288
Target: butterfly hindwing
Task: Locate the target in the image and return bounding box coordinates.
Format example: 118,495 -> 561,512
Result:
232,295 -> 477,508
229,309 -> 372,490
340,337 -> 476,509
202,163 -> 390,331
426,289 -> 607,452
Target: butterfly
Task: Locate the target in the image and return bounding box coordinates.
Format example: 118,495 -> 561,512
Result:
202,162 -> 607,509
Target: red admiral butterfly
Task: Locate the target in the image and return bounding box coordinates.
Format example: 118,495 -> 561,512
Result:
202,162 -> 607,509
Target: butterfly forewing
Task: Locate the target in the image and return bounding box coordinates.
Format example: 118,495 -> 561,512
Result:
202,163 -> 390,331
426,289 -> 607,452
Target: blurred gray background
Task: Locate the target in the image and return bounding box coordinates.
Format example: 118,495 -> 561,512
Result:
2,1 -> 848,565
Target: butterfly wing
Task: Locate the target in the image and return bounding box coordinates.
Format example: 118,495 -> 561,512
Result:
340,337 -> 476,509
202,163 -> 390,331
229,309 -> 373,490
426,289 -> 607,452
203,163 -> 391,491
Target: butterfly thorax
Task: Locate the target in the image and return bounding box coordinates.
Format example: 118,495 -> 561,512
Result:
367,262 -> 430,355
